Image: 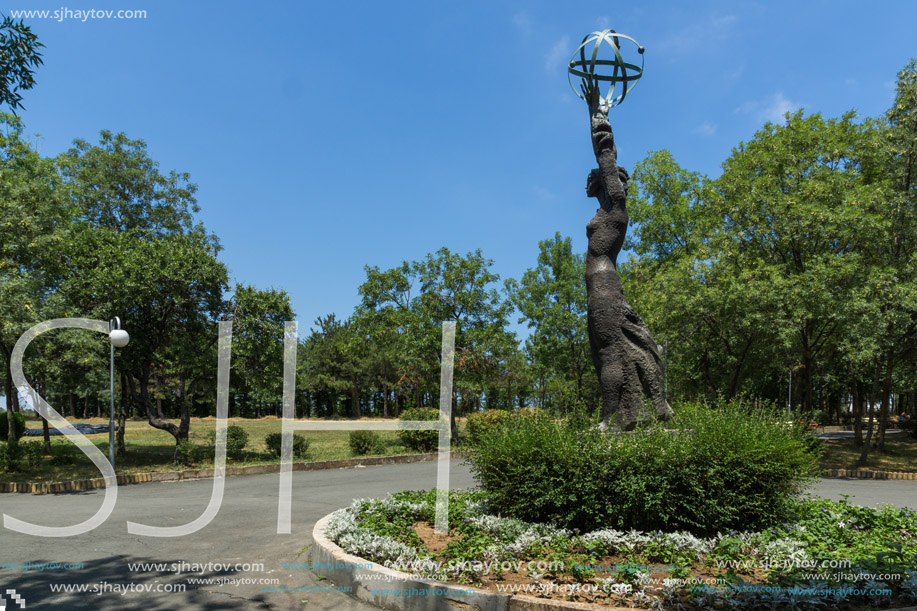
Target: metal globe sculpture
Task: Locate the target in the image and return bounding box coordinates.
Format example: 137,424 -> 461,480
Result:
568,29 -> 644,111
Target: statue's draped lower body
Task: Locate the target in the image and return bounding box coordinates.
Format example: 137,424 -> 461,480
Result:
587,208 -> 672,430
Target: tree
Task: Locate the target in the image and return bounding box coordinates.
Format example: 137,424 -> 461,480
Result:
298,314 -> 363,417
0,16 -> 43,111
623,151 -> 783,401
507,233 -> 593,411
0,114 -> 69,441
226,284 -> 294,417
625,113 -> 878,411
853,58 -> 917,460
58,131 -> 227,457
60,227 -> 227,456
355,248 -> 518,430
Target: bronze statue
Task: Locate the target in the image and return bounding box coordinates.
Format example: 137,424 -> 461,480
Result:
581,75 -> 672,430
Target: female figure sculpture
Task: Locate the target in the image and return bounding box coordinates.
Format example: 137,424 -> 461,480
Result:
581,77 -> 672,430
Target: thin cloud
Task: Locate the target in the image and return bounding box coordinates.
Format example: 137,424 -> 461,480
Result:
735,92 -> 800,124
596,16 -> 610,29
512,12 -> 533,35
534,186 -> 555,200
657,12 -> 738,58
545,36 -> 571,72
694,121 -> 718,137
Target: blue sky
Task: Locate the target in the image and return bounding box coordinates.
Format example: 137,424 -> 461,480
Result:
9,0 -> 916,336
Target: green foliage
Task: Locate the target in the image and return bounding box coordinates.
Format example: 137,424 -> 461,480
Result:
48,446 -> 74,466
0,412 -> 26,442
0,16 -> 44,111
506,233 -> 592,411
22,441 -> 43,468
466,410 -> 514,444
176,439 -> 197,465
224,425 -> 248,460
264,432 -> 311,459
353,247 -> 518,418
228,284 -> 295,415
465,401 -> 821,534
0,440 -> 23,471
398,408 -> 439,453
349,430 -> 382,456
465,408 -> 546,444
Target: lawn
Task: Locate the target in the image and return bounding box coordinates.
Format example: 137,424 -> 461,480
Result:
0,416 -> 461,484
819,434 -> 917,473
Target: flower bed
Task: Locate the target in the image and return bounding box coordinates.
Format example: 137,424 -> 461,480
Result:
323,489 -> 917,609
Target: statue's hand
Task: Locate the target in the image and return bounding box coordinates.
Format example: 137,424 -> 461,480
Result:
580,75 -> 605,114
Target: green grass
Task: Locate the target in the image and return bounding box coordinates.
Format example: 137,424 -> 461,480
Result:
1,416 -> 465,483
819,434 -> 917,473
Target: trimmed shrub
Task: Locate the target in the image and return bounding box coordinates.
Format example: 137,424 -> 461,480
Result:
225,425 -> 248,460
0,412 -> 26,442
264,432 -> 311,459
350,430 -> 382,456
398,408 -> 439,453
465,401 -> 821,535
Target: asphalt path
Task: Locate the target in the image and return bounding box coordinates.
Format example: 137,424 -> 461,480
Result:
0,461 -> 913,610
0,460 -> 476,611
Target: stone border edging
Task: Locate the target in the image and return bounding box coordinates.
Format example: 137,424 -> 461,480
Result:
0,452 -> 453,495
311,512 -> 636,611
822,468 -> 917,480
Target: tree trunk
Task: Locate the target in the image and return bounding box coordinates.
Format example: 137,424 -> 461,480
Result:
850,364 -> 863,445
382,387 -> 389,418
4,349 -> 17,443
38,383 -> 51,453
155,374 -> 165,420
876,357 -> 894,451
801,321 -> 815,412
857,360 -> 884,466
68,392 -> 76,418
126,365 -> 186,460
351,385 -> 361,419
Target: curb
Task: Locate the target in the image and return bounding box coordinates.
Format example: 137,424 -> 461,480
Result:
822,469 -> 917,480
311,512 -> 636,611
0,452 -> 448,495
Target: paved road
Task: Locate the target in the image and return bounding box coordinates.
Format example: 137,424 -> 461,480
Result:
0,462 -> 912,610
808,477 -> 916,508
0,461 -> 476,610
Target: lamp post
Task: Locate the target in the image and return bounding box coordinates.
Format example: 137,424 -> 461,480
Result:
108,317 -> 129,468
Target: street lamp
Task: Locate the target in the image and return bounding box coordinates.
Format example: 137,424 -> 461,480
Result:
108,317 -> 129,468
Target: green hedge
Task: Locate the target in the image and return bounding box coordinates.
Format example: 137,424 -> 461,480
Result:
465,401 -> 821,534
0,412 -> 26,442
398,408 -> 439,453
350,430 -> 382,456
264,432 -> 311,459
